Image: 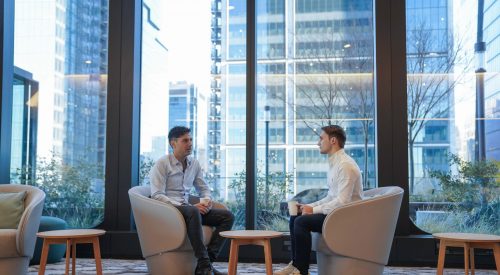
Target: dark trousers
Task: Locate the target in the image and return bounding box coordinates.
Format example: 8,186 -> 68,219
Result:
290,214 -> 326,275
175,205 -> 234,262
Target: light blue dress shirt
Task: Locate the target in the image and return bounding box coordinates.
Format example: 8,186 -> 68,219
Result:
149,154 -> 211,206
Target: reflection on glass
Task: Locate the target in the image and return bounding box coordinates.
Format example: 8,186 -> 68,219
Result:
13,0 -> 108,228
255,0 -> 376,230
407,0 -> 499,234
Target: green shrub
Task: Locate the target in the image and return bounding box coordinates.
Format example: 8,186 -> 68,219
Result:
15,153 -> 104,229
427,154 -> 499,234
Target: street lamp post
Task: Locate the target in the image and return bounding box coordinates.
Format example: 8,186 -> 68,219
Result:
264,105 -> 270,210
475,0 -> 486,161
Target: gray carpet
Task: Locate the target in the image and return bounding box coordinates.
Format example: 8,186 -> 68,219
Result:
28,258 -> 498,274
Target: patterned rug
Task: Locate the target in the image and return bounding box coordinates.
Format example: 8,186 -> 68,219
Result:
28,259 -> 497,275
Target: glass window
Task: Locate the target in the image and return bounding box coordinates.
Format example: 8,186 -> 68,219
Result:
407,0 -> 500,235
13,0 -> 108,228
139,0 -> 247,229
255,0 -> 376,230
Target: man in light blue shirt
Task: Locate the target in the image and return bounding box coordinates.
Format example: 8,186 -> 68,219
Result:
150,126 -> 234,275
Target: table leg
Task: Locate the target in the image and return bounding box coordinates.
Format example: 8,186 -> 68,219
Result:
228,239 -> 239,275
65,239 -> 71,275
72,240 -> 76,275
469,247 -> 475,275
92,237 -> 103,275
493,243 -> 500,275
437,240 -> 446,275
263,239 -> 273,275
38,239 -> 50,275
464,242 -> 470,275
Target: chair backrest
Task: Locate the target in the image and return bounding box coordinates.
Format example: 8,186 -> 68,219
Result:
130,185 -> 151,198
322,186 -> 403,265
0,184 -> 45,256
129,185 -> 187,257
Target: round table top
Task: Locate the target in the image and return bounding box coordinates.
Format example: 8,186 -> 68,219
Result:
433,232 -> 500,242
37,229 -> 106,239
220,230 -> 283,239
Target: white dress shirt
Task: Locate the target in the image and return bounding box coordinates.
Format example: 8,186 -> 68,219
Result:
308,149 -> 363,214
149,154 -> 211,206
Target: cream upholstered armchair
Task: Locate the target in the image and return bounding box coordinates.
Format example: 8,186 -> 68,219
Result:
0,184 -> 45,275
129,185 -> 227,275
312,186 -> 404,275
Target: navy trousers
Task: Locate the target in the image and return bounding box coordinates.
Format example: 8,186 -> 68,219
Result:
175,205 -> 234,262
290,214 -> 326,275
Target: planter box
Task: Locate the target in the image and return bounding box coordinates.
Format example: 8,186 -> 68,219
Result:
415,210 -> 450,227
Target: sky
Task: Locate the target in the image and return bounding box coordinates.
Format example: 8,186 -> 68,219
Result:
161,0 -> 212,91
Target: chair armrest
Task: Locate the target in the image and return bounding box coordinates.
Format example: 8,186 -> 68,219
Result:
322,189 -> 403,265
16,188 -> 45,257
129,192 -> 186,258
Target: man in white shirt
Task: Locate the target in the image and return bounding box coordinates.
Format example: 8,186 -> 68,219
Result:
150,126 -> 234,275
275,125 -> 363,275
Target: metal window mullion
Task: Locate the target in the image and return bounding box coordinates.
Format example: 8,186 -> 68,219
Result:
246,0 -> 257,230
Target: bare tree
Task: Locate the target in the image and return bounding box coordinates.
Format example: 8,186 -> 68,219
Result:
407,23 -> 470,193
265,23 -> 376,188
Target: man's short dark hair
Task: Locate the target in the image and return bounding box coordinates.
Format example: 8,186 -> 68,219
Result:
321,125 -> 346,148
168,126 -> 191,142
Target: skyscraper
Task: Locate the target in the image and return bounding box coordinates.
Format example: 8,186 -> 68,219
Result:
140,0 -> 170,163
484,0 -> 500,160
11,67 -> 38,182
63,1 -> 108,168
210,0 -> 377,197
14,0 -> 108,181
208,0 -> 223,192
209,0 -> 456,198
169,81 -> 199,156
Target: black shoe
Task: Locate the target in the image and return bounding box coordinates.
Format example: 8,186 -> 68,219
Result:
212,266 -> 227,275
195,259 -> 214,275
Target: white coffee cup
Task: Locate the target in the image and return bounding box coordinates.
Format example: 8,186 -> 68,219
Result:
200,197 -> 211,206
288,200 -> 299,216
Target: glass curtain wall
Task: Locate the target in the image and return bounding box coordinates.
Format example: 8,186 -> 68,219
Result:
139,0 -> 248,229
255,0 -> 376,230
13,0 -> 109,228
256,0 -> 377,231
137,0 -> 377,232
407,0 -> 500,234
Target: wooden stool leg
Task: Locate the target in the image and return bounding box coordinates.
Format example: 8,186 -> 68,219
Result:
437,240 -> 446,275
227,239 -> 239,275
469,247 -> 475,275
92,237 -> 103,275
493,243 -> 500,275
65,239 -> 71,275
263,239 -> 273,275
72,240 -> 76,275
38,239 -> 50,275
464,242 -> 470,275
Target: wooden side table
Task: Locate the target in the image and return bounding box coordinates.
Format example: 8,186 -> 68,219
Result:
220,230 -> 283,275
433,232 -> 500,275
37,229 -> 106,275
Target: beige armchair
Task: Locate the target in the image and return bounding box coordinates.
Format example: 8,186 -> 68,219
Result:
0,184 -> 45,275
129,185 -> 227,275
312,186 -> 404,275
